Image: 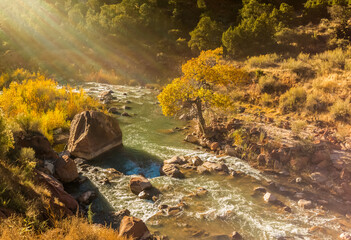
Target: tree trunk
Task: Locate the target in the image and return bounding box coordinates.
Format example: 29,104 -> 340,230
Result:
194,99 -> 206,135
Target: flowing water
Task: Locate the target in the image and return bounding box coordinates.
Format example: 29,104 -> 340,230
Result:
73,82 -> 347,240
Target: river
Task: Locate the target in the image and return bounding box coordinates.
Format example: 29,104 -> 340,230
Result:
72,82 -> 345,240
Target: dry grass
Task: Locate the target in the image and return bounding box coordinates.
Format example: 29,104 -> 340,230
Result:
0,217 -> 129,240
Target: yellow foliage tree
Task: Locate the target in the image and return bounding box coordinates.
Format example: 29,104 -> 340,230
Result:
0,70 -> 100,142
158,48 -> 249,134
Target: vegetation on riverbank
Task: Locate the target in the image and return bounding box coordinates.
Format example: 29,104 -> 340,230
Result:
0,69 -> 101,142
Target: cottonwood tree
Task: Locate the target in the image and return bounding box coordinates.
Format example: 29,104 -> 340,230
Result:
157,48 -> 249,135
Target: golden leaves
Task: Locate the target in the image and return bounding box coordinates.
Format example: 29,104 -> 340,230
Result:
158,48 -> 250,116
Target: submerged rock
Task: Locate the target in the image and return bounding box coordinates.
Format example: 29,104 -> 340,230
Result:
164,156 -> 187,165
78,191 -> 97,205
67,111 -> 123,160
118,216 -> 151,239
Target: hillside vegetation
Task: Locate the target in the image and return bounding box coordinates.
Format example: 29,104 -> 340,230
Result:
1,0 -> 351,84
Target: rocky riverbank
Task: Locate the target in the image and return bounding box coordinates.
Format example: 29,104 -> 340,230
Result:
183,115 -> 351,232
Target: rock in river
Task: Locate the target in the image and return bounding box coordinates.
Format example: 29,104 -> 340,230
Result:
67,111 -> 123,160
119,216 -> 151,239
160,164 -> 185,178
129,176 -> 153,195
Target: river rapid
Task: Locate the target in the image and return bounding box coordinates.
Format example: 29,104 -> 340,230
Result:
71,82 -> 346,240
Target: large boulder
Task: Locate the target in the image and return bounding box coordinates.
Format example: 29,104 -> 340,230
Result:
119,216 -> 151,239
54,155 -> 78,183
67,111 -> 122,160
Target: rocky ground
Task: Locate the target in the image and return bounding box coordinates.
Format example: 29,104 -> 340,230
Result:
180,113 -> 351,238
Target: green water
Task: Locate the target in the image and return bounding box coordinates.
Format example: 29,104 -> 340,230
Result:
77,83 -> 345,240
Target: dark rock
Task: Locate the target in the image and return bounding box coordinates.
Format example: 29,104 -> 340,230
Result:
36,171 -> 78,214
232,231 -> 243,240
115,209 -> 130,219
190,156 -> 203,166
253,187 -> 267,194
78,191 -> 97,205
54,155 -> 78,183
67,111 -> 123,160
257,154 -> 266,166
121,112 -> 131,117
283,206 -> 292,213
290,156 -> 309,171
15,131 -> 58,160
129,176 -> 153,195
108,107 -> 120,114
312,150 -> 330,164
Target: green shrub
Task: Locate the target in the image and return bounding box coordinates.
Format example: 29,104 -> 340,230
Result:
18,148 -> 36,179
222,0 -> 278,57
258,75 -> 288,94
306,93 -> 328,113
0,111 -> 14,158
279,87 -> 307,113
281,57 -> 315,79
330,99 -> 351,121
246,54 -> 280,68
188,16 -> 223,52
291,120 -> 307,136
261,93 -> 273,106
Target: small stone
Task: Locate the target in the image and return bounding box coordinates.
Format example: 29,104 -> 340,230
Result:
283,206 -> 292,213
121,112 -> 131,117
253,187 -> 267,194
310,172 -> 328,184
298,199 -> 312,209
231,231 -> 243,240
263,192 -> 277,203
190,156 -> 203,166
